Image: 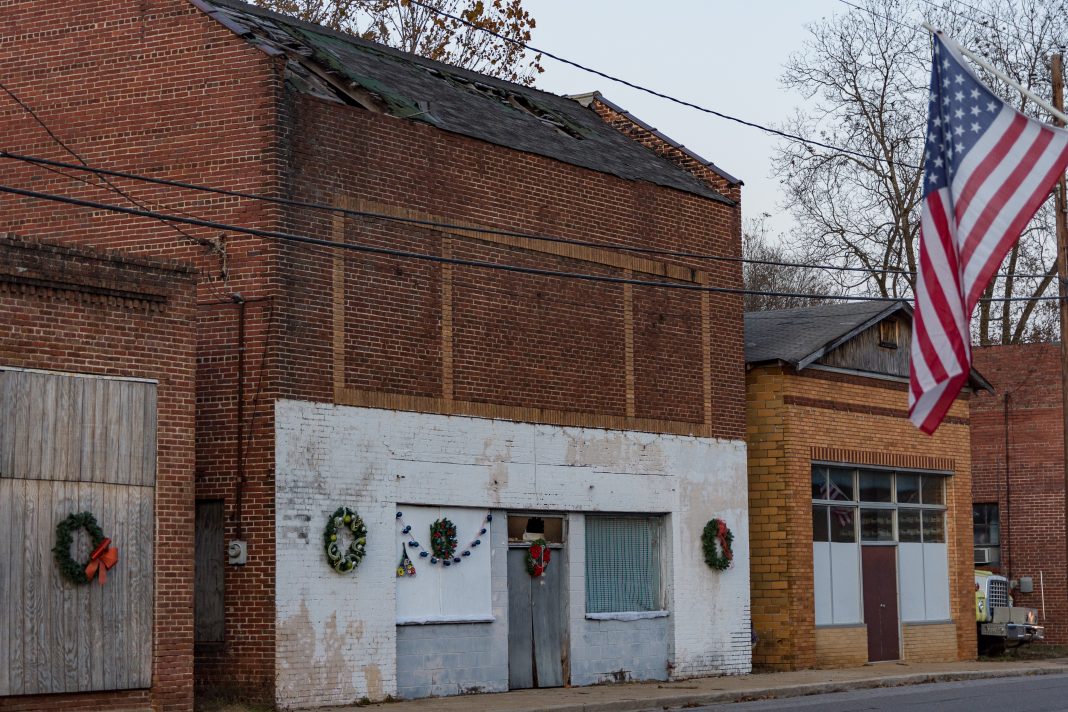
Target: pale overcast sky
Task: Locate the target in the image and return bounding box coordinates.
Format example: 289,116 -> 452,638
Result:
524,0 -> 844,241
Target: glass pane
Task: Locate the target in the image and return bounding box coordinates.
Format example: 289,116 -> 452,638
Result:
812,466 -> 829,500
812,505 -> 829,542
585,517 -> 661,613
828,469 -> 855,501
896,474 -> 920,504
859,470 -> 892,503
923,510 -> 946,543
898,509 -> 922,542
830,507 -> 856,543
860,508 -> 894,542
973,503 -> 1000,546
921,477 -> 945,505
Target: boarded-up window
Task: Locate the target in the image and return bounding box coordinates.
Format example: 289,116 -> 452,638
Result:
195,500 -> 225,644
0,369 -> 155,695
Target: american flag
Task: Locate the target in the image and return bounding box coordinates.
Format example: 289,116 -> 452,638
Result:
909,32 -> 1068,434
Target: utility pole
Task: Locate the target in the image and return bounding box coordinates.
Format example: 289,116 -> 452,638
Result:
1052,54 -> 1068,592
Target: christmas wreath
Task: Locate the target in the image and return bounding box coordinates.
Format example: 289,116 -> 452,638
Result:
525,538 -> 551,577
702,518 -> 734,571
324,506 -> 367,574
53,511 -> 119,585
429,517 -> 458,560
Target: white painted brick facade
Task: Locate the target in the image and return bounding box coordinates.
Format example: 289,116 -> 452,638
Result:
274,400 -> 751,708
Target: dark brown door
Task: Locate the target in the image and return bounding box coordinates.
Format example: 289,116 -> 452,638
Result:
861,546 -> 900,662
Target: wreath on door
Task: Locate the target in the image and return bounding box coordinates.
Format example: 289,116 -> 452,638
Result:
702,518 -> 734,571
53,511 -> 119,585
525,538 -> 551,577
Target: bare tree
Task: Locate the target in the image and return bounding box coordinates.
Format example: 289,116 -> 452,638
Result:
253,0 -> 543,85
775,0 -> 1068,344
743,216 -> 841,312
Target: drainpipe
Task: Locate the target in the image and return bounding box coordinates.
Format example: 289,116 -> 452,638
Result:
1003,392 -> 1011,581
234,293 -> 247,541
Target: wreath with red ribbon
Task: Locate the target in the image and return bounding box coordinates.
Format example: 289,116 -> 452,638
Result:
701,518 -> 733,571
525,538 -> 551,577
53,511 -> 119,585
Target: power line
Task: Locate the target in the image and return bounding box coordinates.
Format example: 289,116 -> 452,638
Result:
3,150 -> 1057,282
404,0 -> 916,170
0,181 -> 1057,303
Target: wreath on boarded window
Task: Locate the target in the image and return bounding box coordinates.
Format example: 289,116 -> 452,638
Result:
429,517 -> 458,561
702,518 -> 734,571
324,506 -> 367,574
53,511 -> 119,585
525,538 -> 551,577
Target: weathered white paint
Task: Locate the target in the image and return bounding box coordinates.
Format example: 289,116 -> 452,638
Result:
275,400 -> 750,708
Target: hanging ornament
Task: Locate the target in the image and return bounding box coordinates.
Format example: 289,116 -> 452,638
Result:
396,544 -> 417,577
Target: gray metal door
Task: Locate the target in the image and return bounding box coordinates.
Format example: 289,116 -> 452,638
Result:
507,547 -> 567,689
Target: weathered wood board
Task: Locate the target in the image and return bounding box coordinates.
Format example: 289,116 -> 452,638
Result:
0,369 -> 156,696
194,500 -> 225,644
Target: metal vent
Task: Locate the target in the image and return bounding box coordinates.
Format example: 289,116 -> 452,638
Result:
988,577 -> 1010,609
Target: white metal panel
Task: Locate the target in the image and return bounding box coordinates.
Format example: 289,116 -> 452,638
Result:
898,543 -> 927,621
923,543 -> 951,620
813,542 -> 832,625
830,542 -> 862,624
395,505 -> 492,623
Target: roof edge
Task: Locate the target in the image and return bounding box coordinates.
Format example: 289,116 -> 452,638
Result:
570,91 -> 743,187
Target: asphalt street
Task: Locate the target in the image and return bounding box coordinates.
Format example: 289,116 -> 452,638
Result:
674,673 -> 1068,711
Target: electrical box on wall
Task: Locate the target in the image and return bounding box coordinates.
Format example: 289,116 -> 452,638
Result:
228,540 -> 247,565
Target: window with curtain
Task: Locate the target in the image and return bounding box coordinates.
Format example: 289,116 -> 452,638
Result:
585,516 -> 663,614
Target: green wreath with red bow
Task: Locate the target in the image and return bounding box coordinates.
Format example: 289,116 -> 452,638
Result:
525,538 -> 551,577
702,518 -> 734,571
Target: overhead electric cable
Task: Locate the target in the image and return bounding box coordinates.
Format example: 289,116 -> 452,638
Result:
0,182 -> 1056,303
3,151 -> 1055,282
404,0 -> 917,170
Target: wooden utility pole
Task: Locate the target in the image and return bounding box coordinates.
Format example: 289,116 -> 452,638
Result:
1052,54 -> 1068,589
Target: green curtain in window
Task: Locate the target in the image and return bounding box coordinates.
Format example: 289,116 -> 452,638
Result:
585,517 -> 661,613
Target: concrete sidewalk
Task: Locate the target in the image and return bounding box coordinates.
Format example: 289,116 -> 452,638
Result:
339,658 -> 1068,712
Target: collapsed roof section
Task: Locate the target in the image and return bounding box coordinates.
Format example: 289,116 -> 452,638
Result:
192,0 -> 736,205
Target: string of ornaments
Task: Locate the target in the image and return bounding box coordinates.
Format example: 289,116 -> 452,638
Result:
395,510 -> 491,576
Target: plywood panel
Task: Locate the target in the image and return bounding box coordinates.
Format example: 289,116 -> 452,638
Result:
142,385 -> 157,487
0,372 -> 16,477
0,479 -> 12,692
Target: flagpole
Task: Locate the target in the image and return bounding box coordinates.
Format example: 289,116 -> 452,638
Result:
1051,53 -> 1068,605
922,22 -> 1068,125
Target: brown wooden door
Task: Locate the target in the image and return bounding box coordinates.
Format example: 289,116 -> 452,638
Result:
861,546 -> 900,662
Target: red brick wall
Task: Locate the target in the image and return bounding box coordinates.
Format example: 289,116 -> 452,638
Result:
278,95 -> 745,438
0,0 -> 284,701
972,344 -> 1067,643
0,236 -> 196,711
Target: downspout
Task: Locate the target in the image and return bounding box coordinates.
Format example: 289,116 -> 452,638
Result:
1003,392 -> 1011,580
234,293 -> 247,541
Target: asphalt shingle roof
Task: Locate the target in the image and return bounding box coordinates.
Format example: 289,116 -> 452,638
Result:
744,301 -> 904,367
195,0 -> 734,205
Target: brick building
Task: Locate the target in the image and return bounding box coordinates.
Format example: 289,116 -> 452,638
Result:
0,236 -> 197,710
971,344 -> 1067,643
0,0 -> 750,706
745,302 -> 983,670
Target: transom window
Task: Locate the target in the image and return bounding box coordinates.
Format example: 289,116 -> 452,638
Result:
812,465 -> 947,544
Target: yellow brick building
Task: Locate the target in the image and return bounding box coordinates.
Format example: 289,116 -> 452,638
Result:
745,302 -> 985,669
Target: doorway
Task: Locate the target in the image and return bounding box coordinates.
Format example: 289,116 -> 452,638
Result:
507,514 -> 568,689
861,545 -> 900,661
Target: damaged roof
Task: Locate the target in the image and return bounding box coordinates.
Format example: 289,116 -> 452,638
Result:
191,0 -> 734,204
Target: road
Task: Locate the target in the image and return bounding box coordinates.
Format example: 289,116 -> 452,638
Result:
673,673 -> 1068,711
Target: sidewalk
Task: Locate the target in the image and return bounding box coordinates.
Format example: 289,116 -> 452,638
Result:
339,658 -> 1068,712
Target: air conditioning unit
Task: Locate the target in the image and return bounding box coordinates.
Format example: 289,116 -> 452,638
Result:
974,546 -> 995,565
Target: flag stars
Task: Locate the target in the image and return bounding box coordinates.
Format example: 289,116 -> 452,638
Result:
955,90 -> 965,102
970,88 -> 981,100
954,107 -> 964,119
970,121 -> 981,132
970,105 -> 982,117
954,124 -> 965,136
987,101 -> 998,112
954,73 -> 966,85
933,156 -> 944,167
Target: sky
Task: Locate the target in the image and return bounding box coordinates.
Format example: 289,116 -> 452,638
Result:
523,0 -> 844,241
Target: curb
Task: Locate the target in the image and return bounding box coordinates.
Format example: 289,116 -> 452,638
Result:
523,666 -> 1067,712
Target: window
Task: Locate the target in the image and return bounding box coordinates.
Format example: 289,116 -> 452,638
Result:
585,516 -> 662,614
879,318 -> 899,348
812,465 -> 952,624
973,503 -> 1001,566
